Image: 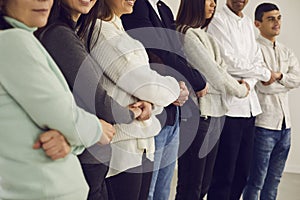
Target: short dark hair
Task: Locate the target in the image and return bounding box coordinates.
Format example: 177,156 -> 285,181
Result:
255,3 -> 279,22
176,0 -> 217,34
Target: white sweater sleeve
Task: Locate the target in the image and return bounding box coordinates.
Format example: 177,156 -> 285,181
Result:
184,29 -> 247,98
91,32 -> 180,107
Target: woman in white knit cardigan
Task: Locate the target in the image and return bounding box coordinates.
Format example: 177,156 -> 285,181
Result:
89,0 -> 185,199
175,0 -> 250,199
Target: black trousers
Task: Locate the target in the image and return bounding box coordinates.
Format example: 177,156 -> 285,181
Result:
106,155 -> 153,200
81,163 -> 109,200
176,117 -> 223,200
207,116 -> 256,200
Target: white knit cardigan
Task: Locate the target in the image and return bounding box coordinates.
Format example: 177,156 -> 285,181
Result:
183,27 -> 248,117
91,16 -> 180,177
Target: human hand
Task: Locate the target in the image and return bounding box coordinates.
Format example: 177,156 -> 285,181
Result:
173,81 -> 189,106
274,72 -> 283,80
128,103 -> 143,119
131,101 -> 152,121
98,119 -> 116,145
33,130 -> 71,160
262,71 -> 277,85
196,83 -> 208,98
238,79 -> 250,96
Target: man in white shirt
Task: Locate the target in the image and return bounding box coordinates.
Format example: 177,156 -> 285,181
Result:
243,3 -> 300,200
206,0 -> 279,199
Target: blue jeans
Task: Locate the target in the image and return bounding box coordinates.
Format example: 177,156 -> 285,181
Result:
148,110 -> 180,200
243,127 -> 291,200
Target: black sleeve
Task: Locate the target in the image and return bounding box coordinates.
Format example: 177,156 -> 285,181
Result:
121,0 -> 207,92
38,25 -> 134,124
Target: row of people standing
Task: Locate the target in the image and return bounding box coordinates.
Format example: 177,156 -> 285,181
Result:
175,0 -> 300,200
0,1 -> 299,200
120,0 -> 300,200
0,0 -> 185,199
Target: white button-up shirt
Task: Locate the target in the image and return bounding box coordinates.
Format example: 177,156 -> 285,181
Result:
207,5 -> 271,117
255,35 -> 300,130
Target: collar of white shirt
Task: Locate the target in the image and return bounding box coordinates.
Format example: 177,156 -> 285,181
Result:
147,0 -> 162,20
258,34 -> 276,47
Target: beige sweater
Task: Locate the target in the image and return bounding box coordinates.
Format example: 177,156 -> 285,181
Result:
255,35 -> 300,130
183,27 -> 248,117
91,16 -> 180,176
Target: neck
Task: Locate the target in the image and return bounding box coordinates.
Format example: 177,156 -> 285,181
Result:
114,11 -> 122,18
261,33 -> 276,43
70,12 -> 81,22
227,4 -> 243,17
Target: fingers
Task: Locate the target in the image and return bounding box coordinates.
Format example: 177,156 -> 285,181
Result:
137,101 -> 152,120
196,84 -> 208,98
33,130 -> 71,160
32,140 -> 42,149
174,81 -> 189,106
129,106 -> 143,119
238,79 -> 250,93
130,101 -> 153,121
39,130 -> 60,144
262,71 -> 282,86
99,119 -> 116,145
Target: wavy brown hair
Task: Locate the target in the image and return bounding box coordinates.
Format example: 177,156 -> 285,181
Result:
98,0 -> 114,21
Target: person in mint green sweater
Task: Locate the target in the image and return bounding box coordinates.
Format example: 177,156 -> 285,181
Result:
0,0 -> 115,199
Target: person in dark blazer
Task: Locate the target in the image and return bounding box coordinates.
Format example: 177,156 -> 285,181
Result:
122,0 -> 207,199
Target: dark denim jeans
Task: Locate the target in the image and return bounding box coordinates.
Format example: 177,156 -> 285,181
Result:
243,127 -> 291,200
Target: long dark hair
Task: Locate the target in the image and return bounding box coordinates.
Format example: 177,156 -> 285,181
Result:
46,0 -> 101,51
0,0 -> 13,30
176,0 -> 216,34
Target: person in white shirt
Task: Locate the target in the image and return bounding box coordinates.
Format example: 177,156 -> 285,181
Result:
206,0 -> 280,199
243,3 -> 300,200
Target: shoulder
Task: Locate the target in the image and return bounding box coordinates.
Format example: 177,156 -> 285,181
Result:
212,9 -> 227,22
159,1 -> 174,18
0,28 -> 48,72
277,41 -> 290,52
97,19 -> 121,40
0,28 -> 36,47
243,15 -> 254,26
0,28 -> 41,57
39,22 -> 78,44
185,28 -> 203,41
